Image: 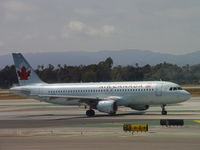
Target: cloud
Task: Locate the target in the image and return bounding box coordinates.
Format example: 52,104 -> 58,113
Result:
47,35 -> 57,41
63,21 -> 117,38
2,0 -> 34,21
154,6 -> 200,19
86,25 -> 116,37
1,0 -> 199,55
23,33 -> 39,40
3,1 -> 33,12
68,21 -> 86,32
0,41 -> 4,47
74,8 -> 95,16
101,25 -> 116,35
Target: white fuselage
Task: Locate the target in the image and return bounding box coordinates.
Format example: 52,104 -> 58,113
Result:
11,81 -> 190,107
10,53 -> 191,116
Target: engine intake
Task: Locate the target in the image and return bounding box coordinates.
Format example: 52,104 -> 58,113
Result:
96,100 -> 117,114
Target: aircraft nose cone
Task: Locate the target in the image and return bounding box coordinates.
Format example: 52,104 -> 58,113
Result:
182,90 -> 191,101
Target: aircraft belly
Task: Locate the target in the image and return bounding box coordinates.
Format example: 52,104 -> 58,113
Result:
33,96 -> 81,105
45,98 -> 81,105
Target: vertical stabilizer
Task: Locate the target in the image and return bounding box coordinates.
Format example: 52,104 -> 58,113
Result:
12,53 -> 44,86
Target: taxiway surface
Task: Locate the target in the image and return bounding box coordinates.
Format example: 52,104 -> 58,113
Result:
0,97 -> 200,150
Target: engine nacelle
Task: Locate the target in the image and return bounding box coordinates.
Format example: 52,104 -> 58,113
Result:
129,105 -> 149,111
96,100 -> 117,114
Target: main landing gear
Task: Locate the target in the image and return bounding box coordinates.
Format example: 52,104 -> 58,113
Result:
86,109 -> 95,117
161,104 -> 167,115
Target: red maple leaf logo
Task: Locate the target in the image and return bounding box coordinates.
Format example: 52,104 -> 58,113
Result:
17,66 -> 31,80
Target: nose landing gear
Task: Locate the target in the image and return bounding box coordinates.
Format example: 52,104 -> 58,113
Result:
161,104 -> 167,115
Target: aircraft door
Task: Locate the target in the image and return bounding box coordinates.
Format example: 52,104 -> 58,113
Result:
155,83 -> 162,96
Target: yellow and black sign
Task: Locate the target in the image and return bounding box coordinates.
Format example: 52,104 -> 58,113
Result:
123,124 -> 148,132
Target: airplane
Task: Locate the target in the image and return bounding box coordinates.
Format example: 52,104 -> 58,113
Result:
10,53 -> 191,117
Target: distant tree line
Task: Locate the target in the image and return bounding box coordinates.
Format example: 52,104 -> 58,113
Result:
1,57 -> 200,88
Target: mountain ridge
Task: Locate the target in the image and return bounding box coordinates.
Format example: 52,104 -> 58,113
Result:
1,49 -> 200,69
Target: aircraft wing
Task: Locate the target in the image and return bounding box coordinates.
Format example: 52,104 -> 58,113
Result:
38,94 -> 121,106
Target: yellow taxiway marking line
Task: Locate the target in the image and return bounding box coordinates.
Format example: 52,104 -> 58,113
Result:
193,120 -> 200,123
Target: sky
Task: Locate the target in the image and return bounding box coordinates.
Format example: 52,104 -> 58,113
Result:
0,0 -> 200,55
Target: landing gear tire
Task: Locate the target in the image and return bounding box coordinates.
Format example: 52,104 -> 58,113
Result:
109,112 -> 116,116
161,104 -> 167,115
162,110 -> 167,115
86,109 -> 95,117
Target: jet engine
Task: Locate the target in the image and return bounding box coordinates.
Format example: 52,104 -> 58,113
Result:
96,100 -> 117,114
128,105 -> 149,111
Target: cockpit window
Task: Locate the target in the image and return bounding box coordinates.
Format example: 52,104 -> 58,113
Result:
173,87 -> 177,91
169,87 -> 182,91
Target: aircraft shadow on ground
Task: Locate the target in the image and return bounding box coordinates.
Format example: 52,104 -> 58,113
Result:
1,112 -> 196,128
47,111 -> 146,121
23,114 -> 84,117
22,111 -> 145,118
20,112 -> 197,122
